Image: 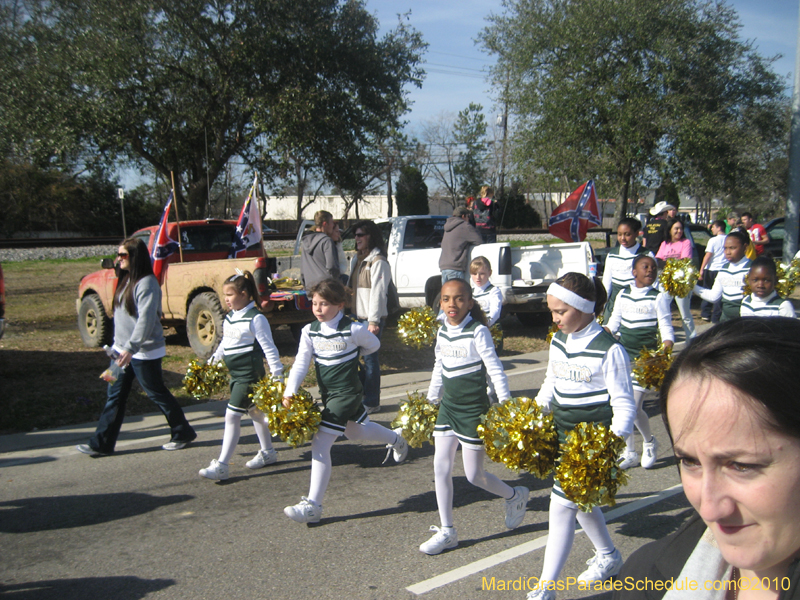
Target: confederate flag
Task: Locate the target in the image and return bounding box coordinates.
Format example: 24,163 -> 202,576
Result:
151,191 -> 180,285
548,180 -> 602,243
229,175 -> 262,258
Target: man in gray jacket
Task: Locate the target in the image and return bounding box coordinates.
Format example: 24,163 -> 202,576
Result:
301,210 -> 340,291
439,207 -> 483,282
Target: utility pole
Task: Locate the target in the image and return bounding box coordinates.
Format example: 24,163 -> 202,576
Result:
117,187 -> 127,238
786,0 -> 800,258
498,80 -> 509,197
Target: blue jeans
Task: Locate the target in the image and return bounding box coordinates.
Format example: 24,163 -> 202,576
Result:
359,318 -> 385,408
89,357 -> 196,453
441,269 -> 466,284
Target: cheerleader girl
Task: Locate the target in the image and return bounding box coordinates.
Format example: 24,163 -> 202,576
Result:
692,230 -> 751,321
606,255 -> 674,470
282,279 -> 407,524
470,256 -> 503,326
199,270 -> 284,481
740,256 -> 796,317
527,273 -> 636,600
601,218 -> 652,322
419,278 -> 529,555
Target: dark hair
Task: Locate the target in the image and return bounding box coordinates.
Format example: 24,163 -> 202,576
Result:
114,237 -> 154,317
314,210 -> 333,228
618,217 -> 641,234
440,278 -> 488,326
309,278 -> 348,305
711,219 -> 725,231
665,218 -> 684,240
554,272 -> 607,317
353,220 -> 386,256
660,318 -> 800,442
741,211 -> 754,220
749,256 -> 777,280
632,253 -> 656,270
223,270 -> 260,307
726,230 -> 750,249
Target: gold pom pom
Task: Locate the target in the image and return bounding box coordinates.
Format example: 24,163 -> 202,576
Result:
390,390 -> 439,448
489,323 -> 504,349
632,343 -> 674,391
478,397 -> 559,478
183,359 -> 229,400
545,322 -> 559,344
251,375 -> 321,448
659,258 -> 699,298
397,306 -> 441,349
776,258 -> 800,298
555,422 -> 629,511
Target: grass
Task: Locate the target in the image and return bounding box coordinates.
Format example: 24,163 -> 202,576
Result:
0,257 -> 554,434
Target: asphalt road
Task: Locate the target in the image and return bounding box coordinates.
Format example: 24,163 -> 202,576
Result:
0,340 -> 696,600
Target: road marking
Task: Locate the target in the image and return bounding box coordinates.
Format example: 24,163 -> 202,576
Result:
406,483 -> 684,596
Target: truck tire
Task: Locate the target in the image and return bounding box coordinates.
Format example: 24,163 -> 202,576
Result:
516,312 -> 551,327
78,293 -> 112,348
186,292 -> 224,359
289,322 -> 305,344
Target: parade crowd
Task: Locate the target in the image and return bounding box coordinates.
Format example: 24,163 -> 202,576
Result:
77,196 -> 800,600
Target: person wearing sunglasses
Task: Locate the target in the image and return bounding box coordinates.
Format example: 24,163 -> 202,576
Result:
77,238 -> 196,456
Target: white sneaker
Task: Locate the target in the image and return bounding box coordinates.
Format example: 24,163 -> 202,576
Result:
577,548 -> 623,583
284,497 -> 322,524
419,525 -> 458,555
199,459 -> 229,481
619,450 -> 640,470
246,448 -> 278,469
504,486 -> 530,529
526,585 -> 556,600
641,437 -> 659,469
383,429 -> 408,464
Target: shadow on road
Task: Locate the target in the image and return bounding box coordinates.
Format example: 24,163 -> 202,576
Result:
0,576 -> 175,599
0,492 -> 193,533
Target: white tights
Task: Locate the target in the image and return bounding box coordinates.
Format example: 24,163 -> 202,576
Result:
306,419 -> 399,505
539,497 -> 615,584
625,389 -> 653,453
433,435 -> 514,528
218,407 -> 274,465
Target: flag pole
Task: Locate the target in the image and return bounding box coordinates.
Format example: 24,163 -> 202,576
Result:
170,171 -> 184,263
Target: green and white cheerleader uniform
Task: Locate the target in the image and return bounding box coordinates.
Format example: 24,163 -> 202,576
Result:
740,291 -> 796,318
607,284 -> 674,390
428,315 -> 510,446
694,257 -> 751,322
535,321 -> 635,506
472,282 -> 504,326
284,311 -> 379,436
210,301 -> 283,414
601,243 -> 652,321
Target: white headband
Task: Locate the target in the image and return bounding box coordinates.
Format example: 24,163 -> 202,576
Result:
547,283 -> 595,313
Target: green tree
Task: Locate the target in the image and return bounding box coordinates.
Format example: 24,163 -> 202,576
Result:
453,103 -> 488,201
395,166 -> 429,215
481,0 -> 786,220
2,0 -> 425,219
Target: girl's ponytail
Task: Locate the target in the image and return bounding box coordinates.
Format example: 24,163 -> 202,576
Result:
591,276 -> 607,318
224,270 -> 260,306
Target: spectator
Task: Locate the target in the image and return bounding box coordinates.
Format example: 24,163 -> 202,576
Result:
300,210 -> 340,291
440,207 -> 483,283
698,220 -> 726,323
642,201 -> 675,255
655,218 -> 696,340
348,220 -> 391,414
740,211 -> 770,256
473,186 -> 498,243
725,212 -> 738,233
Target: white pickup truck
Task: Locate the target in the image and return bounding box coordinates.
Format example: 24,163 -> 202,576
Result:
284,215 -> 594,324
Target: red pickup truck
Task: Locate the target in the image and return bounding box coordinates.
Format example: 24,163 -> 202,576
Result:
76,219 -> 312,358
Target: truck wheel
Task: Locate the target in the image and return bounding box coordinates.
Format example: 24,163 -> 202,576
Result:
516,312 -> 551,327
289,322 -> 305,344
186,292 -> 224,359
78,294 -> 112,348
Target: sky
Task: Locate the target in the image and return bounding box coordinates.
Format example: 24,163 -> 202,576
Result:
368,0 -> 800,137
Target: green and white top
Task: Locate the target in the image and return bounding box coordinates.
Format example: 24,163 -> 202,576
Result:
740,291 -> 796,318
694,257 -> 751,321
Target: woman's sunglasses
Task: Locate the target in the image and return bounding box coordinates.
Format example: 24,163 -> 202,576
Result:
354,233 -> 367,238
117,252 -> 129,258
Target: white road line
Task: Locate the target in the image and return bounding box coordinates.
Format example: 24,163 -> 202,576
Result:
406,484 -> 685,596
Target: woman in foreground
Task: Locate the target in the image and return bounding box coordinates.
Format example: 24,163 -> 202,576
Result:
614,317 -> 800,599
